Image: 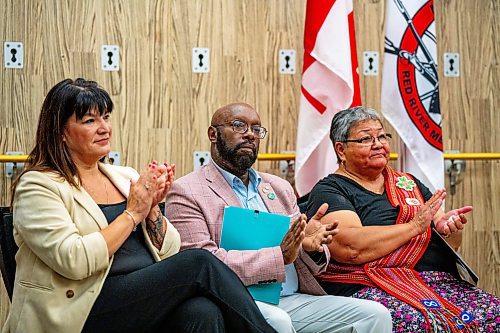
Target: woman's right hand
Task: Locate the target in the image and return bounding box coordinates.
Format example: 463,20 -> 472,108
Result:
127,162 -> 168,222
410,189 -> 446,234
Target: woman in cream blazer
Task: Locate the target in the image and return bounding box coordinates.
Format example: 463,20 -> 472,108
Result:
3,78 -> 275,333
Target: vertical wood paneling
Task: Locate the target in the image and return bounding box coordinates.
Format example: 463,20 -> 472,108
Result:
436,0 -> 500,295
0,0 -> 498,325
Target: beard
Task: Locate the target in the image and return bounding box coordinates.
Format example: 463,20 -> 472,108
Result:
216,129 -> 258,174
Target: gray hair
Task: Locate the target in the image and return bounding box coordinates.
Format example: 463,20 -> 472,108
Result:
329,106 -> 383,163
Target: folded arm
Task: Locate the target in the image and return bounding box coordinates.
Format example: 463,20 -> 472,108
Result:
321,210 -> 419,264
322,190 -> 446,264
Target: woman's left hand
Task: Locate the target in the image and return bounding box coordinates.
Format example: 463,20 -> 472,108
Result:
434,206 -> 472,237
150,161 -> 176,209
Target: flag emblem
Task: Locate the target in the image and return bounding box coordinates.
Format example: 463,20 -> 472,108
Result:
385,0 -> 441,150
381,0 -> 444,192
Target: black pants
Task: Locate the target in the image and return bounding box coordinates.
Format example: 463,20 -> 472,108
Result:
82,249 -> 276,333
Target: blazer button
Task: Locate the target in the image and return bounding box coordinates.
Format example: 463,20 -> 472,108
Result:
66,290 -> 75,298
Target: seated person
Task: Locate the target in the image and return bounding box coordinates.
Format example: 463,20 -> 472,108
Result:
3,78 -> 276,333
165,102 -> 393,333
306,106 -> 500,332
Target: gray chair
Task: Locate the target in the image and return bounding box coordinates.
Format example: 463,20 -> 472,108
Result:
0,207 -> 17,300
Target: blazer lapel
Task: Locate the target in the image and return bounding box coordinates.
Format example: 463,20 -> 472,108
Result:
72,184 -> 108,230
99,163 -> 132,198
259,181 -> 286,215
71,163 -> 132,230
204,163 -> 242,207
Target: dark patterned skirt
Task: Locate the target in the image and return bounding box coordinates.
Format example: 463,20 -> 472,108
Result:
351,271 -> 499,332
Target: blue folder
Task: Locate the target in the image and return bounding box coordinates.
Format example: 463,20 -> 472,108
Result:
220,206 -> 290,304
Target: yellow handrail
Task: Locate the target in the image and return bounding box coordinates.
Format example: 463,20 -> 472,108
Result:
0,155 -> 29,163
256,152 -> 500,161
2,153 -> 500,163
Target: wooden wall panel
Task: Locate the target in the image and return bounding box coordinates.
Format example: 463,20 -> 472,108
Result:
0,0 -> 498,326
436,0 -> 500,296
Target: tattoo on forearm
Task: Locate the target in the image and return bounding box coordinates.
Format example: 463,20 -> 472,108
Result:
146,210 -> 166,250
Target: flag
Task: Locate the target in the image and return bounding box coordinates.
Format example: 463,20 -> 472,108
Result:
295,0 -> 361,196
381,0 -> 444,191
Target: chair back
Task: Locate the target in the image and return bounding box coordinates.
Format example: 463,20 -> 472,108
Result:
0,207 -> 17,300
297,193 -> 310,214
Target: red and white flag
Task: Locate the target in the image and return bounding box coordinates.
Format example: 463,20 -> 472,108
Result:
381,0 -> 443,191
295,0 -> 361,196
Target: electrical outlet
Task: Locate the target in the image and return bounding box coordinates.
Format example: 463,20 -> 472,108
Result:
4,42 -> 23,69
193,151 -> 211,171
108,151 -> 121,166
101,45 -> 119,71
444,53 -> 459,77
363,51 -> 379,76
279,49 -> 296,74
279,151 -> 295,178
5,151 -> 24,178
192,48 -> 210,73
279,161 -> 289,178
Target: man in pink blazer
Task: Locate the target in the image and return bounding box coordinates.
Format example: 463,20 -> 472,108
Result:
165,103 -> 392,333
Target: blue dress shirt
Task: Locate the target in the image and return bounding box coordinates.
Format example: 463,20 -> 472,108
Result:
213,162 -> 298,296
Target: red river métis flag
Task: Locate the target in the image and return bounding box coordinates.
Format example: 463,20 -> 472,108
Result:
295,0 -> 361,196
381,0 -> 444,191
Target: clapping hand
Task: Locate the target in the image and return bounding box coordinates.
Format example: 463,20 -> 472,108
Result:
128,161 -> 175,221
435,206 -> 472,237
150,161 -> 176,208
302,203 -> 338,253
280,215 -> 305,265
410,189 -> 446,234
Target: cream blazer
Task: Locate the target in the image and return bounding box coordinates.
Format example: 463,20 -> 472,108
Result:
3,163 -> 181,333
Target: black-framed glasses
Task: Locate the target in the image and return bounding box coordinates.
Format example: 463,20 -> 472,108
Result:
341,133 -> 392,146
212,119 -> 268,139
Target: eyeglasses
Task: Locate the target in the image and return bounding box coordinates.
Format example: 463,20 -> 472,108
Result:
212,120 -> 268,139
341,133 -> 392,146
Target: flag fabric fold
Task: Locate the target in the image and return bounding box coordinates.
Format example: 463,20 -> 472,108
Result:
381,0 -> 444,191
295,0 -> 361,196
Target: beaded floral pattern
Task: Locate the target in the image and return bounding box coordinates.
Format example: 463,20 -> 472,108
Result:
395,176 -> 417,191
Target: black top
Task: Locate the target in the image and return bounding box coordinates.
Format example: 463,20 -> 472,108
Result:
306,173 -> 459,296
98,201 -> 155,276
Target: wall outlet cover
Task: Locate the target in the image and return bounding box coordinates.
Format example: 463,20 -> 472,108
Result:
192,48 -> 210,73
102,45 -> 119,71
279,49 -> 296,75
193,151 -> 211,171
363,51 -> 379,76
444,53 -> 459,77
4,42 -> 24,69
109,151 -> 121,166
